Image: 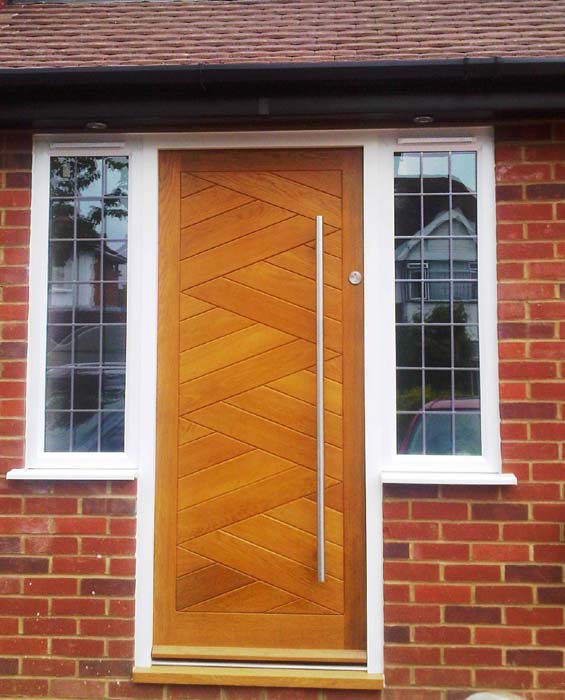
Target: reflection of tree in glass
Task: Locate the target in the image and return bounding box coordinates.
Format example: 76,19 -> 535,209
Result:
397,302 -> 474,409
50,157 -> 75,196
105,157 -> 128,196
104,199 -> 128,229
425,302 -> 474,368
51,201 -> 74,238
72,157 -> 128,238
76,157 -> 101,194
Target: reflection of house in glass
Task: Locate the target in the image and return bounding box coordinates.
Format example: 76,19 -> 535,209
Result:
48,238 -> 127,323
395,175 -> 479,364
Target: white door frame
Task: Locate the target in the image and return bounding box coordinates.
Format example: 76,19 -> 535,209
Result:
133,127 -> 494,675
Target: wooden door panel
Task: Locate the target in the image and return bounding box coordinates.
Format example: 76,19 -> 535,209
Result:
227,262 -> 343,320
193,171 -> 342,227
180,215 -> 328,288
180,200 -> 292,258
180,185 -> 252,227
155,148 -> 365,662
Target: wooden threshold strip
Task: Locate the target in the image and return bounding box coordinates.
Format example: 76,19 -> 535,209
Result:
133,666 -> 384,689
152,645 -> 367,664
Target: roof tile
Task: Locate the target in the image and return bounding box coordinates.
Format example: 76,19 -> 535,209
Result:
0,0 -> 564,68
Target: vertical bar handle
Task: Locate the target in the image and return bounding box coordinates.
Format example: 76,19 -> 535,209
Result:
316,215 -> 325,583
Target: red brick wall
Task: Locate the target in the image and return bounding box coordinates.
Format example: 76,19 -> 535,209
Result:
383,122 -> 565,700
0,125 -> 564,700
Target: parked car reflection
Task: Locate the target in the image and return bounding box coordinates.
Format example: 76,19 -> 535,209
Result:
398,398 -> 481,456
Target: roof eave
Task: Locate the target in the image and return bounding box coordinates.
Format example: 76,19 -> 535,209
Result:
1,57 -> 564,130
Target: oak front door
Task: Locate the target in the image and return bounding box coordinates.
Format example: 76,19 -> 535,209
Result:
154,148 -> 366,664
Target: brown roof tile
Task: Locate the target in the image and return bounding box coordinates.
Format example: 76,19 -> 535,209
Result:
0,0 -> 564,69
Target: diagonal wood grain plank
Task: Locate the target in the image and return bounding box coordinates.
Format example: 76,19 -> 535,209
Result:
179,340 -> 316,414
178,450 -> 294,511
266,498 -> 343,546
186,581 -> 296,613
226,386 -> 343,448
181,173 -> 214,198
187,402 -> 343,480
226,515 -> 344,580
180,294 -> 213,321
180,308 -> 255,352
176,564 -> 253,610
275,170 -> 342,198
180,215 -> 332,289
176,547 -> 213,577
189,278 -> 342,353
187,530 -> 344,612
195,171 -> 342,228
306,482 -> 344,513
270,599 -> 336,615
228,262 -> 342,321
306,229 -> 342,258
323,356 -> 343,383
268,370 -> 343,416
268,245 -> 342,290
178,418 -> 212,446
177,466 -> 316,541
179,324 -> 293,383
178,433 -> 252,478
181,185 -> 252,228
181,200 -> 293,259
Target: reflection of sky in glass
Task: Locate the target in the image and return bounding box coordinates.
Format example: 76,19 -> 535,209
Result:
394,151 -> 477,194
422,152 -> 448,179
451,152 -> 476,192
395,153 -> 420,178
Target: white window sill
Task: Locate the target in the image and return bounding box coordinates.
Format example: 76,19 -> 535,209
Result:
381,471 -> 517,486
6,467 -> 138,481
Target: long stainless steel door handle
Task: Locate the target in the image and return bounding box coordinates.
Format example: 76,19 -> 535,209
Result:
316,215 -> 325,583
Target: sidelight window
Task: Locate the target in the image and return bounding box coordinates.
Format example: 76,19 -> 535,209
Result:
46,156 -> 128,452
8,139 -> 142,480
394,150 -> 481,456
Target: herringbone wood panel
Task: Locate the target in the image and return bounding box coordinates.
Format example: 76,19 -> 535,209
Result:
154,149 -> 366,661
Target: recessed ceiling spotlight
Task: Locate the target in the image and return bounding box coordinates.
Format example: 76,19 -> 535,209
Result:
413,115 -> 435,124
85,121 -> 108,131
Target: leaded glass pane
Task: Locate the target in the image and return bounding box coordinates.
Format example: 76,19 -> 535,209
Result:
45,156 -> 128,452
395,150 -> 481,456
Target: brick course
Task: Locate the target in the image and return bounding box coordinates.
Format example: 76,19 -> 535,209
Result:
0,124 -> 564,699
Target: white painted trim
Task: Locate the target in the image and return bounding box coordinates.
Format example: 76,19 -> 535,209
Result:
6,467 -> 137,480
18,137 -> 143,478
131,127 -> 392,676
381,471 -> 517,485
132,139 -> 159,668
22,126 -> 505,682
372,130 -> 502,477
49,141 -> 127,150
397,136 -> 477,144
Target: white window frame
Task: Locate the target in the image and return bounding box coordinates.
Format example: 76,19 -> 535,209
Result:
375,131 -> 513,485
7,137 -> 144,480
9,127 -> 515,681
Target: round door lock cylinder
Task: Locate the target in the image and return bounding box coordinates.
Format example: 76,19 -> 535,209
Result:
348,270 -> 362,285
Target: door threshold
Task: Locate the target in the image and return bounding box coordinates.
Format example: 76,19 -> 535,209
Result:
153,659 -> 366,671
133,664 -> 384,689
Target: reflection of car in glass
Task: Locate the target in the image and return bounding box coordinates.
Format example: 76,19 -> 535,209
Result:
399,398 -> 481,456
45,364 -> 125,452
